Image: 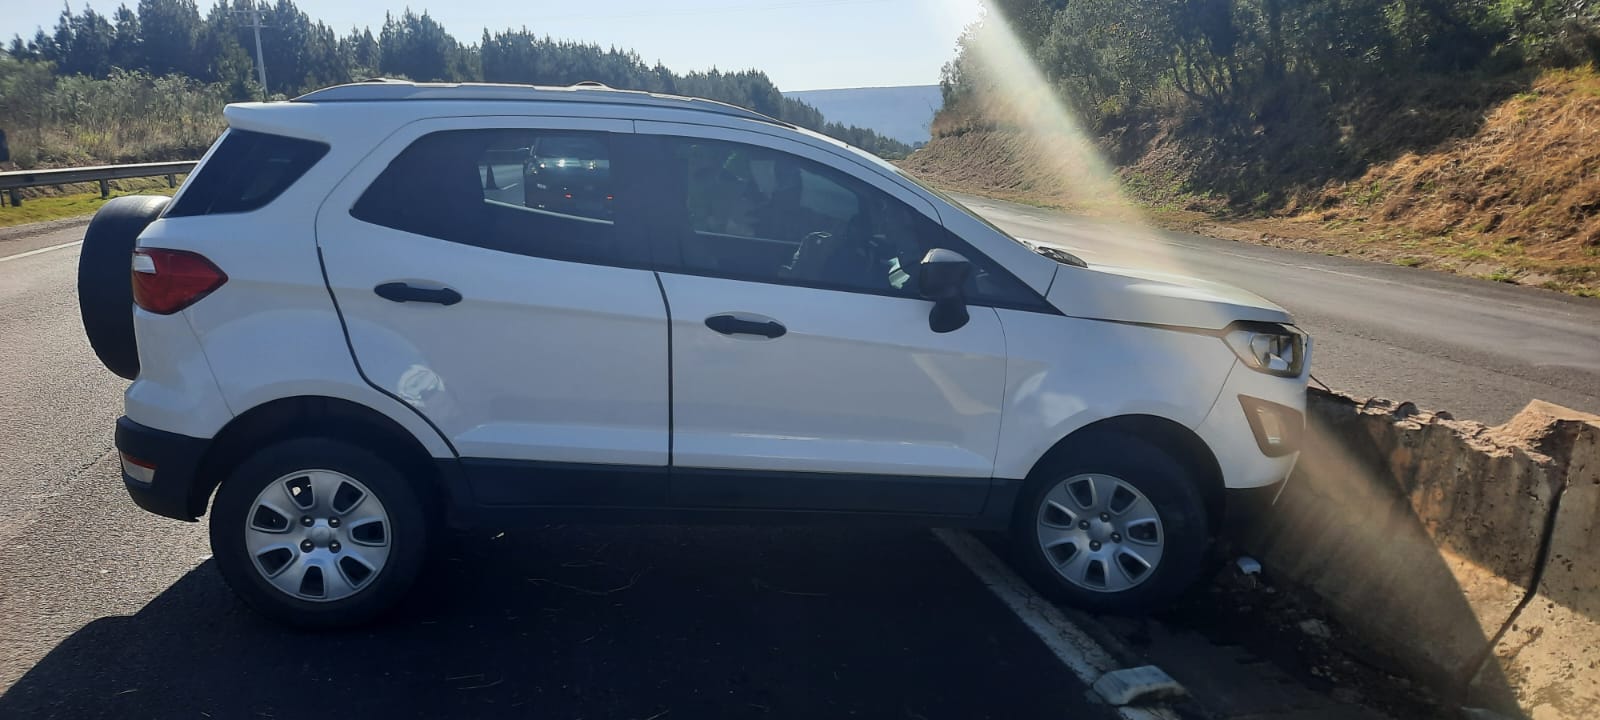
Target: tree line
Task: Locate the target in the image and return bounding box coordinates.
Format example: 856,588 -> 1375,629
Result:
4,0 -> 911,158
934,0 -> 1600,211
944,0 -> 1600,131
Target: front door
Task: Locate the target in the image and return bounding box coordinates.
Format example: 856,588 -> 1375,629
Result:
637,123 -> 1012,514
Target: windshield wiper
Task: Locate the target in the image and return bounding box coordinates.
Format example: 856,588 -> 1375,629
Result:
1024,240 -> 1088,268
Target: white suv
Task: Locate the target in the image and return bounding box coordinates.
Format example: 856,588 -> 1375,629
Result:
77,81 -> 1308,627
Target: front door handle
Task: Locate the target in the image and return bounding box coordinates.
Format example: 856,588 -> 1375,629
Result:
374,282 -> 462,306
705,314 -> 786,339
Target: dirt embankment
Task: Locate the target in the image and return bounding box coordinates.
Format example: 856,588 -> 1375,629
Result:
902,69 -> 1600,297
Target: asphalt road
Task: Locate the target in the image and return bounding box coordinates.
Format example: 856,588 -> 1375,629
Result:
955,193 -> 1600,424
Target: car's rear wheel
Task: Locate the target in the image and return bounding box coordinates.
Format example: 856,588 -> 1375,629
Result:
77,194 -> 170,380
210,437 -> 430,628
1011,432 -> 1208,613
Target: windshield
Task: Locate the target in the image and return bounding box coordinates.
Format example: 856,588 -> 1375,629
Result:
798,125 -> 1031,249
889,163 -> 1028,247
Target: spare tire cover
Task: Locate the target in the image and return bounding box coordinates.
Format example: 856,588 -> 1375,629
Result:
77,195 -> 171,380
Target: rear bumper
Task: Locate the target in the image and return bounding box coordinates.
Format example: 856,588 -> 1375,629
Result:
115,416 -> 212,521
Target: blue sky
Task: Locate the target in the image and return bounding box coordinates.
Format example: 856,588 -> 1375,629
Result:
3,0 -> 983,91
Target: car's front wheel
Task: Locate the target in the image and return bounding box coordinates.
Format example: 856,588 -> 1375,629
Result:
1011,432 -> 1209,613
210,437 -> 430,628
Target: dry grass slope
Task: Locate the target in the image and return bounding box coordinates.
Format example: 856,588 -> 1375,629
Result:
1309,70 -> 1600,279
905,69 -> 1600,296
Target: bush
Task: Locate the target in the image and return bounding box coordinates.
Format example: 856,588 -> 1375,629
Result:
0,55 -> 229,168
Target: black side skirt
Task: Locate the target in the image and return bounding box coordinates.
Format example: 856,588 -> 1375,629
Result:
454,458 -> 1018,531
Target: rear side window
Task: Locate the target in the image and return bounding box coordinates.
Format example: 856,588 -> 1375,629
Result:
165,129 -> 328,217
350,129 -> 635,266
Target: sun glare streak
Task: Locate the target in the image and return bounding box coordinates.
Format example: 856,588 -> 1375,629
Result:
950,20 -> 1510,698
966,5 -> 1133,215
959,3 -> 1191,270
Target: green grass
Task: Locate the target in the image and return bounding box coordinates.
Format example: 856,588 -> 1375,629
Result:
1552,263 -> 1600,279
1450,246 -> 1497,261
0,178 -> 180,228
1354,180 -> 1388,207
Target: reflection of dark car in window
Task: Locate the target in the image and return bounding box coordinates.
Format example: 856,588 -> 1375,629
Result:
523,135 -> 612,220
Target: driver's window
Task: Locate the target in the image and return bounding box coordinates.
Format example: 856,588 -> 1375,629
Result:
662,137 -> 928,297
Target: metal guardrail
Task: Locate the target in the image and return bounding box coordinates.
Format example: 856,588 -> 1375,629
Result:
0,161 -> 197,206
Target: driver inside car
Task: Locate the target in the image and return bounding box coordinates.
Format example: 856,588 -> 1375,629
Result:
784,192 -> 919,293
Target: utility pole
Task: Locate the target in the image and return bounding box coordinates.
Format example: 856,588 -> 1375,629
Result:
234,5 -> 269,96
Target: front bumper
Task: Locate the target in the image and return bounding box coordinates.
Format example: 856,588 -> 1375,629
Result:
1195,360 -> 1307,489
115,416 -> 212,521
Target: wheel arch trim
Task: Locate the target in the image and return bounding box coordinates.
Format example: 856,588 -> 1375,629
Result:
1023,414 -> 1226,535
189,395 -> 460,519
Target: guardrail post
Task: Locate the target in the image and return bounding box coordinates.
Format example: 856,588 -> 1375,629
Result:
2,160 -> 197,208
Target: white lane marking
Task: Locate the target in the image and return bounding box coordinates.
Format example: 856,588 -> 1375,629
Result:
0,239 -> 83,263
934,529 -> 1185,717
1117,707 -> 1183,720
933,528 -> 1115,678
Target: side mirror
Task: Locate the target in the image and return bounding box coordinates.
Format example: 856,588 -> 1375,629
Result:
919,248 -> 971,333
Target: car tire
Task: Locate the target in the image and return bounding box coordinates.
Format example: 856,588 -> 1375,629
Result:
77,194 -> 170,380
1010,431 -> 1209,614
209,437 -> 431,628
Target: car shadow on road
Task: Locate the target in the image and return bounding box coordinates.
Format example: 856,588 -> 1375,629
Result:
0,525 -> 1102,720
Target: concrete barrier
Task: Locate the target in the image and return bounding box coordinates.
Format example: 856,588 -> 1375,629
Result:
1236,390 -> 1600,719
1470,409 -> 1600,719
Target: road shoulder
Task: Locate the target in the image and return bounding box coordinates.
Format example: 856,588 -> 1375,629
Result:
0,216 -> 92,259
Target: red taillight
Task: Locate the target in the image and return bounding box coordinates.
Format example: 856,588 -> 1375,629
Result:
131,248 -> 228,315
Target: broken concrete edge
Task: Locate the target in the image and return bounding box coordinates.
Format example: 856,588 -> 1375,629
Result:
1319,388 -> 1597,692
1245,388 -> 1600,719
1115,706 -> 1184,720
929,530 -> 1190,712
1092,666 -> 1187,706
1471,417 -> 1600,716
1339,390 -> 1581,692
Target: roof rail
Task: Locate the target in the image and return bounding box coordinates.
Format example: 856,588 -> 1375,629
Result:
293,80 -> 785,126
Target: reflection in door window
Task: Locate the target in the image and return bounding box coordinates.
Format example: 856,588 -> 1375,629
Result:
523,134 -> 614,222
351,129 -> 623,266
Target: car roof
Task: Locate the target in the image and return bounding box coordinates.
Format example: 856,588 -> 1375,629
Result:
294,79 -> 790,128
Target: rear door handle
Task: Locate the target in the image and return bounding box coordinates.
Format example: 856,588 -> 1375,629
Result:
705,314 -> 786,339
374,282 -> 462,306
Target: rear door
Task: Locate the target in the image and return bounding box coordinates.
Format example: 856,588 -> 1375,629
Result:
315,116 -> 670,505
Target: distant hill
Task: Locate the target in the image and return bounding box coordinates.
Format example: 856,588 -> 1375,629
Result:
783,85 -> 943,145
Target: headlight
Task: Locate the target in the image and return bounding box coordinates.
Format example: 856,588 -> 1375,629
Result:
1223,322 -> 1307,377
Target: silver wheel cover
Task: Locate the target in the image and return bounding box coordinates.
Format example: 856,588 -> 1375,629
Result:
1035,473 -> 1165,593
244,469 -> 392,603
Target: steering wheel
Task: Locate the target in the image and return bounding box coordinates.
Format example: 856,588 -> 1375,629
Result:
784,230 -> 840,282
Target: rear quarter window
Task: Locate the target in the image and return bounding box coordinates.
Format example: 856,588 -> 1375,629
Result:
165,129 -> 328,217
